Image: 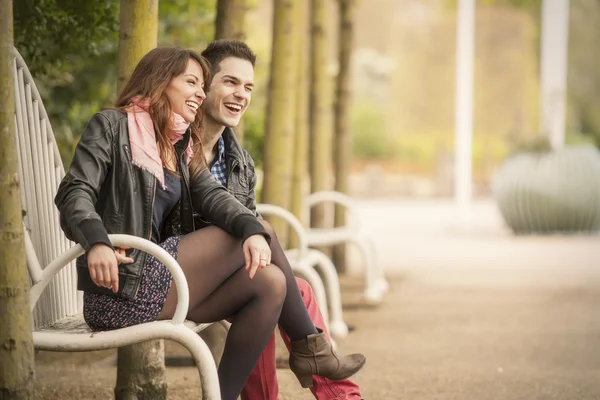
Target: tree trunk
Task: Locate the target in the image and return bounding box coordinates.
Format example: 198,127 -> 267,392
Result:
115,341 -> 167,400
0,0 -> 36,397
117,0 -> 158,93
309,0 -> 332,231
332,0 -> 356,273
214,0 -> 247,41
262,0 -> 300,246
214,0 -> 248,143
115,2 -> 163,399
289,1 -> 309,249
197,323 -> 228,367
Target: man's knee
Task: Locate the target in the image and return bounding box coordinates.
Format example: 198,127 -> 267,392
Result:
294,277 -> 313,302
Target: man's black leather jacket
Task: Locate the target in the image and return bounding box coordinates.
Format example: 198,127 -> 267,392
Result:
221,127 -> 259,216
164,127 -> 261,235
55,110 -> 266,299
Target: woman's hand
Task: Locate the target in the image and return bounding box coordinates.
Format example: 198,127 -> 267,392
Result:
242,234 -> 271,279
87,244 -> 134,293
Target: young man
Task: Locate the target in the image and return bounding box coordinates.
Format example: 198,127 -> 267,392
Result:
200,40 -> 363,400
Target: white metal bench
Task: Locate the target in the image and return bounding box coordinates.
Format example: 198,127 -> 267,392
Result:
305,191 -> 389,304
13,47 -> 222,400
256,204 -> 349,338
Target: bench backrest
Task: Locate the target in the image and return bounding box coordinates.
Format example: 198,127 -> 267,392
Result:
13,48 -> 81,328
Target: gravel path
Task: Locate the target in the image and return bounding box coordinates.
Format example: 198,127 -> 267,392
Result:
34,200 -> 600,399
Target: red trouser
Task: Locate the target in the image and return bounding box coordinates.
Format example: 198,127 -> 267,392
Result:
241,278 -> 362,400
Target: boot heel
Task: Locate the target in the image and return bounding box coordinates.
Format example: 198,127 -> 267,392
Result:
293,372 -> 313,388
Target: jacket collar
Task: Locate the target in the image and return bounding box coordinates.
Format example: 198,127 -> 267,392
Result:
174,127 -> 192,158
222,127 -> 247,167
213,136 -> 226,166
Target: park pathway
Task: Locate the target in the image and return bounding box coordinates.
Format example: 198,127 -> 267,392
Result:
35,199 -> 600,399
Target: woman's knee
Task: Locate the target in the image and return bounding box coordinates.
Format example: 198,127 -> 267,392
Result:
256,264 -> 287,302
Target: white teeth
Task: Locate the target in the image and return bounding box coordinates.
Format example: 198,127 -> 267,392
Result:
186,101 -> 198,110
225,103 -> 242,111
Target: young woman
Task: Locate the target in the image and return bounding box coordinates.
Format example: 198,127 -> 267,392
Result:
55,47 -> 365,400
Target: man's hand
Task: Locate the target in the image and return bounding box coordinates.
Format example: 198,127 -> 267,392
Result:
87,244 -> 134,293
242,234 -> 271,279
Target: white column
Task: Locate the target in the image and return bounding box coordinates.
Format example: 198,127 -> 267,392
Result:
540,0 -> 570,151
454,0 -> 475,216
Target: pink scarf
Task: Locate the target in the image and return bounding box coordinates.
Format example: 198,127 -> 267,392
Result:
126,97 -> 193,189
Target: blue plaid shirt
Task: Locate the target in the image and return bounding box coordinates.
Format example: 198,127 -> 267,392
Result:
209,136 -> 227,186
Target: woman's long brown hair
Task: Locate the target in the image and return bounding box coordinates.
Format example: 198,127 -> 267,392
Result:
116,47 -> 210,179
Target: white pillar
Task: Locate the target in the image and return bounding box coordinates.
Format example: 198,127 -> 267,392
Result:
454,0 -> 475,216
540,0 -> 570,151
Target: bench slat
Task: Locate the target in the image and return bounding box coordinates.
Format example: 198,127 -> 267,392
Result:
38,314 -> 213,337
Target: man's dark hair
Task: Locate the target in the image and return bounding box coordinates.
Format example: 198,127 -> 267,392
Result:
201,39 -> 256,75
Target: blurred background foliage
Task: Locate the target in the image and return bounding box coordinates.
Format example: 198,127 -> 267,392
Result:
13,0 -> 600,177
13,0 -> 266,168
14,0 -> 119,167
489,0 -> 600,149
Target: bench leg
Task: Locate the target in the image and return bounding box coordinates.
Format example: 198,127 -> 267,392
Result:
348,236 -> 385,305
363,234 -> 389,294
307,250 -> 349,338
172,327 -> 222,400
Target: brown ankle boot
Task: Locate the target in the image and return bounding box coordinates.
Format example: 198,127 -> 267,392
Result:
289,328 -> 366,388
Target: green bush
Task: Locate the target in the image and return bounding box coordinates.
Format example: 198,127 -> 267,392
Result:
351,101 -> 395,159
242,108 -> 266,168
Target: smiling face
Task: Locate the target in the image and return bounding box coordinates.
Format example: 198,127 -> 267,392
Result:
164,58 -> 206,123
204,57 -> 254,128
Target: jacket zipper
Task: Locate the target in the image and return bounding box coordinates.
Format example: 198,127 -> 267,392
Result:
134,177 -> 156,298
123,144 -> 138,193
180,152 -> 194,231
135,143 -> 185,297
147,177 -> 156,240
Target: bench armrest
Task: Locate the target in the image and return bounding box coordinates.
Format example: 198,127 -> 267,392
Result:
29,234 -> 190,325
306,190 -> 362,229
256,203 -> 309,258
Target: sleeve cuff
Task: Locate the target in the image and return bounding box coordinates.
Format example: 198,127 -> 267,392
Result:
78,218 -> 113,252
234,214 -> 271,245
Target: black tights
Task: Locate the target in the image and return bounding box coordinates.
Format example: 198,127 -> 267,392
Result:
158,220 -> 318,400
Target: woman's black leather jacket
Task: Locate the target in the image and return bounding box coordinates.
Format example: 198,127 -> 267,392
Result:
55,110 -> 266,299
